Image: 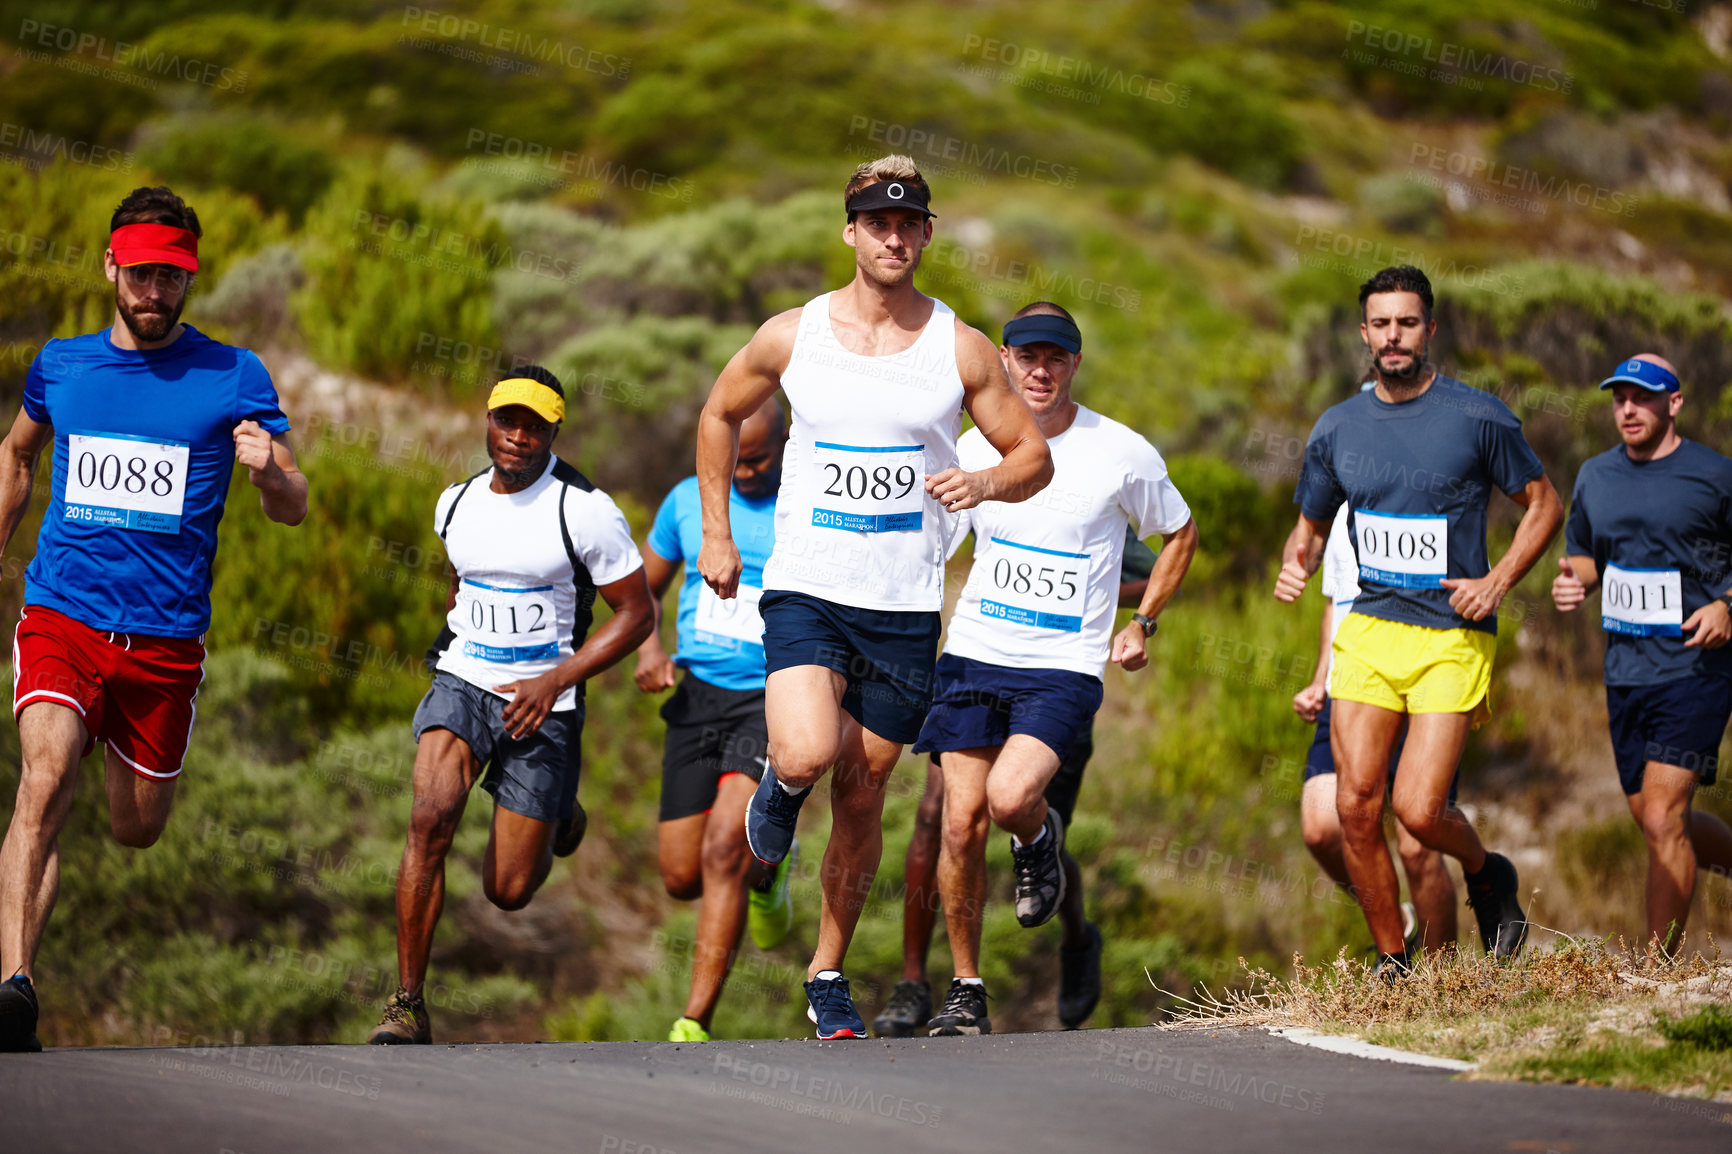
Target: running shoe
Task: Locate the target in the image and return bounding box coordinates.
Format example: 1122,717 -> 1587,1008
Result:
1373,950 -> 1413,984
927,979 -> 991,1037
1011,810 -> 1066,928
668,1017 -> 710,1042
872,979 -> 932,1038
804,972 -> 865,1040
553,800 -> 588,858
745,770 -> 809,866
1465,851 -> 1528,960
1400,901 -> 1418,951
1057,922 -> 1103,1029
0,973 -> 43,1053
748,838 -> 798,950
366,986 -> 431,1045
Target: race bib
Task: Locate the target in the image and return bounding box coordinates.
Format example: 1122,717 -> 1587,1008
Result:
63,433 -> 190,534
695,582 -> 765,647
810,442 -> 924,533
454,579 -> 559,663
1602,564 -> 1683,637
1354,509 -> 1447,589
976,536 -> 1089,633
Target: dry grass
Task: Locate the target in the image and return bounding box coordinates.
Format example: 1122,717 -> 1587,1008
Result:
1156,937 -> 1732,1097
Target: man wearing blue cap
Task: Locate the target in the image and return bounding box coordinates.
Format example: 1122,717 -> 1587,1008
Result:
913,301 -> 1197,1035
1552,353 -> 1732,952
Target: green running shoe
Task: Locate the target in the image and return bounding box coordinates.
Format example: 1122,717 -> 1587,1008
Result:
748,837 -> 798,950
668,1016 -> 710,1042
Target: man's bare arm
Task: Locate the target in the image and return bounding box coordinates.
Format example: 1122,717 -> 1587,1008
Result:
694,310 -> 798,597
1443,474 -> 1562,622
1273,514 -> 1332,602
0,410 -> 53,557
927,323 -> 1051,512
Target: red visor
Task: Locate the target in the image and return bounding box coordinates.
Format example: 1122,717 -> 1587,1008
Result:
109,223 -> 199,272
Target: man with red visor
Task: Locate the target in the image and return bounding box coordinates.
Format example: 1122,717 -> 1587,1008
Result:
0,186 -> 308,1052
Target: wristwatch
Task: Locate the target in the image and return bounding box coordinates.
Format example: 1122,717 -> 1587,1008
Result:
1132,613 -> 1158,637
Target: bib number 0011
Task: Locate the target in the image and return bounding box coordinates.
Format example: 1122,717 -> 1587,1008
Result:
1601,564 -> 1683,637
977,536 -> 1088,633
810,442 -> 924,533
63,432 -> 190,534
1354,509 -> 1447,589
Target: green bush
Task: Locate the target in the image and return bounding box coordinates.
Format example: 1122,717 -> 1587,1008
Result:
138,114 -> 336,225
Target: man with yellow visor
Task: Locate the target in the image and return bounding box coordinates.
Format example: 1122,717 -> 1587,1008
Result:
369,366 -> 653,1044
1274,266 -> 1562,975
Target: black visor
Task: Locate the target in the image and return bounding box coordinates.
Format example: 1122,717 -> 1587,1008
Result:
846,179 -> 935,218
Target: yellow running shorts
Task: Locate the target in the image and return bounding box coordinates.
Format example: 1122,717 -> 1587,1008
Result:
1329,612 -> 1494,726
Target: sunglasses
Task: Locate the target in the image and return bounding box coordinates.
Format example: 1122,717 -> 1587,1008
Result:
120,265 -> 191,291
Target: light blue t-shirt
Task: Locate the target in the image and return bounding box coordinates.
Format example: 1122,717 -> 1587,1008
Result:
23,326 -> 291,637
647,476 -> 777,692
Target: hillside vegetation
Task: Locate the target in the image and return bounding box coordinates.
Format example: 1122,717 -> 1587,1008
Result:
0,1 -> 1730,1044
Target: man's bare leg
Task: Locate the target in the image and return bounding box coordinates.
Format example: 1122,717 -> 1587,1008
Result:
0,705 -> 91,982
392,729 -> 481,992
1394,818 -> 1458,951
900,761 -> 945,982
481,805 -> 556,912
1629,762 -> 1732,952
809,717 -> 901,977
1331,700 -> 1408,956
681,773 -> 762,1028
936,747 -> 993,980
1300,773 -> 1353,891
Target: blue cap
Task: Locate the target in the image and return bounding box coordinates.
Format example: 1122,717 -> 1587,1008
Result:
1599,358 -> 1679,393
1002,313 -> 1081,354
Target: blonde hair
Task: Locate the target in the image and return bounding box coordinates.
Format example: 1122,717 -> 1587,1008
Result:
844,155 -> 931,210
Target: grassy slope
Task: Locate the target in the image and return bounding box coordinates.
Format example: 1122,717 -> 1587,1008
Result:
0,1 -> 1728,1048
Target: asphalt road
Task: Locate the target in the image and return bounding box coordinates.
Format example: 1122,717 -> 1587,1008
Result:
5,1026 -> 1728,1153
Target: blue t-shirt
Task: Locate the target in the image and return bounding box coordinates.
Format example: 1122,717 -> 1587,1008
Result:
23,326 -> 291,637
647,476 -> 777,692
1294,374 -> 1546,635
1564,440 -> 1732,687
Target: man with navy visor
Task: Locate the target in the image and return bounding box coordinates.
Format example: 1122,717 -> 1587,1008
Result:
913,301 -> 1197,1036
1552,354 -> 1732,953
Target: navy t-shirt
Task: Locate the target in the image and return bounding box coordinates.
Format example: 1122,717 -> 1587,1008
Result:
1564,440 -> 1732,687
23,326 -> 291,637
1294,374 -> 1546,635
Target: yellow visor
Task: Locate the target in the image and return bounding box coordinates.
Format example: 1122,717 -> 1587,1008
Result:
489,378 -> 565,424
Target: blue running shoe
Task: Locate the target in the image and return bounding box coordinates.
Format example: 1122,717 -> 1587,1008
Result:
804,971 -> 865,1039
745,769 -> 809,866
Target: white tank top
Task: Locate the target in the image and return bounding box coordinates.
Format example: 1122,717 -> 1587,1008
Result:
761,291 -> 965,612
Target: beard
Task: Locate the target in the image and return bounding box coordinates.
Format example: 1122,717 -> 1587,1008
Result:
116,289 -> 185,343
1375,346 -> 1427,381
860,250 -> 920,289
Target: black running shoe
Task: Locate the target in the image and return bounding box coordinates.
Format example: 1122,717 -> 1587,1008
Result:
745,770 -> 809,866
0,973 -> 42,1053
553,800 -> 588,858
1058,922 -> 1103,1029
873,979 -> 931,1038
927,979 -> 991,1037
1011,810 -> 1066,928
1465,851 -> 1528,960
1373,950 -> 1412,984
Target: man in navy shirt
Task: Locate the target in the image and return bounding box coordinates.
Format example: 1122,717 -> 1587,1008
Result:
1276,266 -> 1561,974
0,187 -> 308,1051
1552,353 -> 1732,952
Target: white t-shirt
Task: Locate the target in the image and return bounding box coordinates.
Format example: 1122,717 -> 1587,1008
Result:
434,457 -> 642,712
942,405 -> 1191,678
1318,512 -> 1359,685
760,291 -> 966,612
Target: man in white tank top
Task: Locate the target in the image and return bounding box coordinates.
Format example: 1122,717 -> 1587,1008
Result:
693,155 -> 1052,1038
